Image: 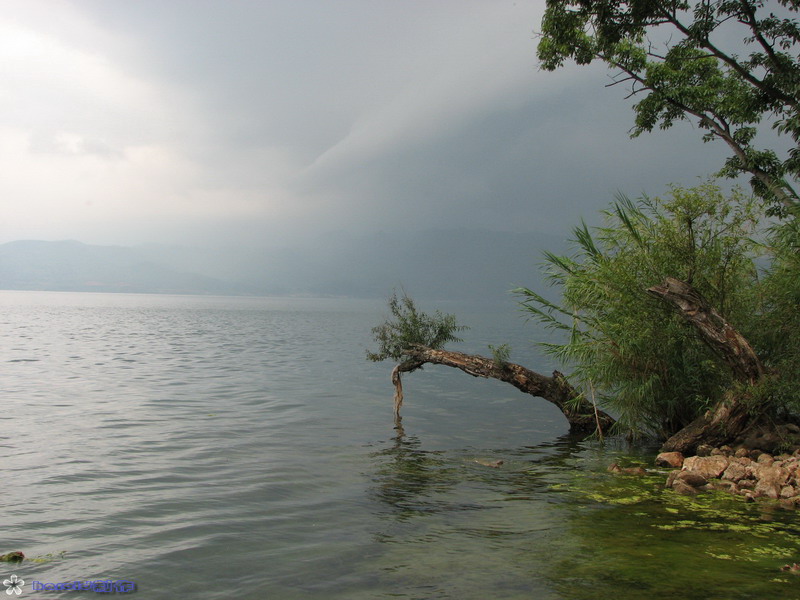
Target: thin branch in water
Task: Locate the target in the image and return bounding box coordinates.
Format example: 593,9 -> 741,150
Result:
589,380 -> 604,442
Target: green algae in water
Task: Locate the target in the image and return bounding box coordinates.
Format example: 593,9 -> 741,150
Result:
27,551 -> 67,564
540,455 -> 800,600
358,437 -> 800,600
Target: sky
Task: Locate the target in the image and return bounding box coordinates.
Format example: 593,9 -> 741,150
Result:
0,0 -> 732,249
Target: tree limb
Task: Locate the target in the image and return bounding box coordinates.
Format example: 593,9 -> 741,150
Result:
646,277 -> 765,383
390,345 -> 615,434
647,277 -> 766,454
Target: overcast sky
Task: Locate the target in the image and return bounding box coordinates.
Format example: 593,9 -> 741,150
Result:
0,0 -> 732,248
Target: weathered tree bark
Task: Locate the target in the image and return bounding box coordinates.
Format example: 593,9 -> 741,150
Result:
648,277 -> 766,454
657,392 -> 756,454
390,345 -> 615,434
647,278 -> 765,383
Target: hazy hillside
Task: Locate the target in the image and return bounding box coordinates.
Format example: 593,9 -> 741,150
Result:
137,229 -> 571,301
0,229 -> 570,300
0,240 -> 244,295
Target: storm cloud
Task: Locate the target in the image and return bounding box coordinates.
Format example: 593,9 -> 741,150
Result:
0,0 -> 731,249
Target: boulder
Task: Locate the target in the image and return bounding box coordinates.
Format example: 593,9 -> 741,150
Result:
709,480 -> 738,493
721,461 -> 748,483
757,453 -> 775,466
676,470 -> 708,488
622,466 -> 647,476
672,480 -> 698,495
666,470 -> 680,488
753,463 -> 790,488
744,429 -> 784,453
655,451 -> 684,469
683,455 -> 730,479
696,444 -> 714,457
755,480 -> 781,499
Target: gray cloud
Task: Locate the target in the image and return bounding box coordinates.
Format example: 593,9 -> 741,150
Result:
0,0 -> 741,248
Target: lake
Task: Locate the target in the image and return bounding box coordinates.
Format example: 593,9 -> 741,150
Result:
2,291 -> 799,599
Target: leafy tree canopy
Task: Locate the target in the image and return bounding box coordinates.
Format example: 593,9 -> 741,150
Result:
538,0 -> 800,209
366,291 -> 468,362
516,182 -> 766,438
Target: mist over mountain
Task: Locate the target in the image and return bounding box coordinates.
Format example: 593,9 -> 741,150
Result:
0,240 -> 244,295
1,229 -> 570,301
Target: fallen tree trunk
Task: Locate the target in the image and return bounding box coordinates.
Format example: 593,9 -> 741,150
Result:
648,277 -> 767,454
390,345 -> 615,434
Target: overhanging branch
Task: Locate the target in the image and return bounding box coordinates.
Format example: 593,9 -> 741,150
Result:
389,345 -> 615,434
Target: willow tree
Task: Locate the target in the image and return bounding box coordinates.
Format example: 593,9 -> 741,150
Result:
367,292 -> 614,434
516,182 -> 800,453
538,0 -> 800,210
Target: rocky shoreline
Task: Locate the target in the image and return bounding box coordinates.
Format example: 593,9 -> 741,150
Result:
655,433 -> 800,507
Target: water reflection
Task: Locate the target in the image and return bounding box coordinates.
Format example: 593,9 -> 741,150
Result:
362,432 -> 597,599
369,428 -> 465,520
369,431 -> 598,520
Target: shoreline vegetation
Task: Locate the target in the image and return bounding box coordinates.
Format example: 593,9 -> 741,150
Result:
368,0 -> 800,581
368,187 -> 800,451
369,0 -> 800,467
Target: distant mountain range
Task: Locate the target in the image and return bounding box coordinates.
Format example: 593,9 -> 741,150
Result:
0,230 -> 571,300
0,240 -> 247,295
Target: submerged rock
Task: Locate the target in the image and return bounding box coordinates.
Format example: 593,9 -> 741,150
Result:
676,470 -> 708,488
671,480 -> 699,495
607,463 -> 647,476
0,552 -> 24,563
474,459 -> 503,468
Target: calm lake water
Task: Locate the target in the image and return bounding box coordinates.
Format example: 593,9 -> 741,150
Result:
2,290 -> 800,599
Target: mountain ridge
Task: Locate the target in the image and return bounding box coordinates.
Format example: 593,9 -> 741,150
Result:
0,229 -> 569,300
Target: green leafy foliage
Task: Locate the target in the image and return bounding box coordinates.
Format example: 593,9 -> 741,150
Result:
516,182 -> 765,438
748,216 -> 800,413
367,291 -> 468,362
488,343 -> 512,368
537,0 -> 800,207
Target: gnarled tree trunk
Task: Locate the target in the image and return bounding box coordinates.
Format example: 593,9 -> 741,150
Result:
648,277 -> 766,454
390,345 -> 615,434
